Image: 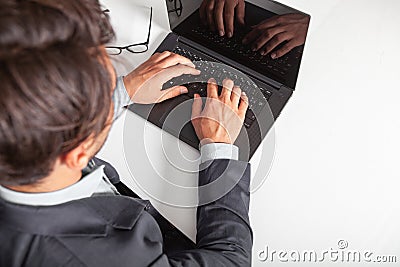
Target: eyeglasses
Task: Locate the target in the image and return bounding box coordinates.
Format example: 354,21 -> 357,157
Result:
167,0 -> 182,17
105,7 -> 153,55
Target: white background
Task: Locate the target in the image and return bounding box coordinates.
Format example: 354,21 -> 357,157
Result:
98,0 -> 400,266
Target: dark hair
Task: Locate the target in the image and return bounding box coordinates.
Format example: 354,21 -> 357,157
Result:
0,0 -> 115,185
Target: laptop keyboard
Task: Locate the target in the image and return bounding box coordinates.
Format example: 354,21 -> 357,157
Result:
163,45 -> 274,128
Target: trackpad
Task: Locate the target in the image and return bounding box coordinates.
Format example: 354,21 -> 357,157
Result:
159,96 -> 200,149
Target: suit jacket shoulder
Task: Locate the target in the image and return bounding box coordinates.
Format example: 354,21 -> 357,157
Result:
0,196 -> 165,267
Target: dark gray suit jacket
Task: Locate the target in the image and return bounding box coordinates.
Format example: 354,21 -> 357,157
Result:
0,159 -> 252,266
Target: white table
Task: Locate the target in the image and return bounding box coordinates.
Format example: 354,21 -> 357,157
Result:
98,0 -> 400,266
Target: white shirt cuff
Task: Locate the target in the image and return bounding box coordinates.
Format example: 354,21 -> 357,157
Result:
200,143 -> 239,163
112,76 -> 133,120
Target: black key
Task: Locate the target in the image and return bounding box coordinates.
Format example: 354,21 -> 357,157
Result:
186,82 -> 208,98
198,85 -> 207,97
259,87 -> 272,101
244,119 -> 252,128
245,109 -> 256,121
163,79 -> 176,90
186,83 -> 199,98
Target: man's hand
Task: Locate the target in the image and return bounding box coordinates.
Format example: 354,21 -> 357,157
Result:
191,78 -> 248,145
199,0 -> 245,38
243,13 -> 310,59
123,51 -> 201,104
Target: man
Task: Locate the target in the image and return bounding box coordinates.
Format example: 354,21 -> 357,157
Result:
200,0 -> 310,58
0,0 -> 252,266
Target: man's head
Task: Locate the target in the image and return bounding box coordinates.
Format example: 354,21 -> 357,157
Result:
0,0 -> 116,187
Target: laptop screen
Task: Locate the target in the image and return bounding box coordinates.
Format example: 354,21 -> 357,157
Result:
170,1 -> 310,90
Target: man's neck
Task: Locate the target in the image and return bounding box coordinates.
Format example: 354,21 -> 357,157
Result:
4,165 -> 82,193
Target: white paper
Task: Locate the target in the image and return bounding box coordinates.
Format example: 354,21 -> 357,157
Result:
100,0 -> 152,46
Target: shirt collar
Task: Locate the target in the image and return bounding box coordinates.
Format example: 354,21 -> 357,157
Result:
0,166 -> 105,206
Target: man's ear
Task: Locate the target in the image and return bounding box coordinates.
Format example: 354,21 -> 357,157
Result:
60,140 -> 92,170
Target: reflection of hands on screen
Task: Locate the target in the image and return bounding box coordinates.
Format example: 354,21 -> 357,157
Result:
199,0 -> 245,38
123,52 -> 200,104
243,13 -> 310,59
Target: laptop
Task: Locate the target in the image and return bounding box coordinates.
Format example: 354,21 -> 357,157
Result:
128,1 -> 310,160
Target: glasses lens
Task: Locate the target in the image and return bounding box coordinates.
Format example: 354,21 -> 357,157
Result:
106,47 -> 122,55
127,45 -> 148,53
